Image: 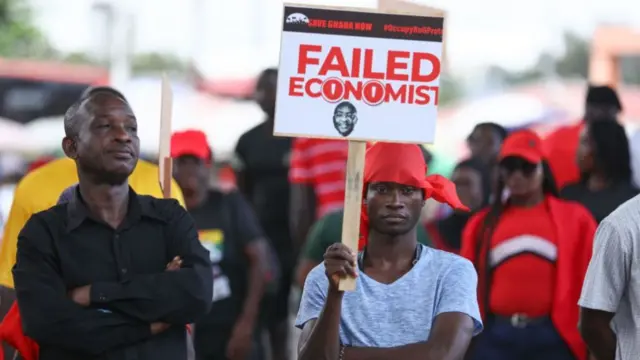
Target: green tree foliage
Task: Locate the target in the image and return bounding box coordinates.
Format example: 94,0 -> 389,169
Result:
131,52 -> 188,75
438,74 -> 463,106
490,31 -> 640,86
0,0 -> 56,58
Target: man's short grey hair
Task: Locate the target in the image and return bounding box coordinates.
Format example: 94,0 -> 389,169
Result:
63,86 -> 129,137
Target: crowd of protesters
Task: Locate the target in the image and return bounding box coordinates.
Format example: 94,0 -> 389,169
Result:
0,67 -> 636,360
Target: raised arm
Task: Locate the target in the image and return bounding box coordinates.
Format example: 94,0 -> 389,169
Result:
13,215 -> 153,355
89,200 -> 213,324
297,244 -> 357,360
343,258 -> 482,360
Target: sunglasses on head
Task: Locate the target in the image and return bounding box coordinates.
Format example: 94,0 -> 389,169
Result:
500,157 -> 539,176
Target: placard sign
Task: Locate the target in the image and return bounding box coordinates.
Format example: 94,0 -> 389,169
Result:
274,5 -> 444,144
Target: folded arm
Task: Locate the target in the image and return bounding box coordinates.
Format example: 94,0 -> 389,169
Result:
346,258 -> 482,360
90,201 -> 213,324
344,312 -> 475,360
13,215 -> 152,356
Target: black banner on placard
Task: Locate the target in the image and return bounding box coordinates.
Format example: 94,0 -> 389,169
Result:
283,6 -> 443,42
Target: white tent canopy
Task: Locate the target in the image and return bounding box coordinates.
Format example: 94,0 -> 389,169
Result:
0,118 -> 34,153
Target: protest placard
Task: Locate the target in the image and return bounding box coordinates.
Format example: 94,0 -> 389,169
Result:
274,4 -> 444,290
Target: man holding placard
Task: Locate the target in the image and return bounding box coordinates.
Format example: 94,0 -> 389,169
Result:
296,143 -> 481,359
273,4 -> 481,358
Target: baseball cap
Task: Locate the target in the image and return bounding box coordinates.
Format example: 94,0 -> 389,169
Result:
170,130 -> 210,161
498,129 -> 544,164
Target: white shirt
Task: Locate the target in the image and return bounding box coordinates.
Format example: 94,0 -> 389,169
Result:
579,194 -> 640,360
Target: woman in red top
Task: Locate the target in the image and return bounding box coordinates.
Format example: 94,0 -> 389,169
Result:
461,129 -> 596,360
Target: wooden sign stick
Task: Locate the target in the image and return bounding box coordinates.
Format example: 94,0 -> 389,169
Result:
338,140 -> 367,291
158,73 -> 174,199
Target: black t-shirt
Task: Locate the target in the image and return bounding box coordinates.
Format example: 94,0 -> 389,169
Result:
188,190 -> 263,328
561,181 -> 639,223
235,121 -> 292,253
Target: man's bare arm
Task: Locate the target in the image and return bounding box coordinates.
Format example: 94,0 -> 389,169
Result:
344,312 -> 475,360
579,308 -> 616,360
298,291 -> 343,360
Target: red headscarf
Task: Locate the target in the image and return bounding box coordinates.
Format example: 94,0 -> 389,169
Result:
359,143 -> 469,250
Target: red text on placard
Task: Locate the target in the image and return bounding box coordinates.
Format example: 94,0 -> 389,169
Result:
288,44 -> 441,106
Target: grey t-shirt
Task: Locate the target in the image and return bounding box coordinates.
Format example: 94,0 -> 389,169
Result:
295,245 -> 483,347
579,194 -> 640,360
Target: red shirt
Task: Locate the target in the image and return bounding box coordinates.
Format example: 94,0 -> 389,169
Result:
488,202 -> 557,317
461,196 -> 597,360
543,122 -> 583,189
288,138 -> 348,218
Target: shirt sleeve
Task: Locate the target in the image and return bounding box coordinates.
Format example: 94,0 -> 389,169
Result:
12,214 -> 152,355
302,214 -> 334,263
57,184 -> 78,204
228,191 -> 263,245
295,265 -> 328,329
578,220 -> 631,312
289,138 -> 313,184
233,135 -> 247,172
90,200 -> 213,324
435,257 -> 483,335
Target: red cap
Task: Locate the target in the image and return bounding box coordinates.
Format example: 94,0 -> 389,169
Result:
359,143 -> 468,250
498,129 -> 544,164
170,130 -> 210,161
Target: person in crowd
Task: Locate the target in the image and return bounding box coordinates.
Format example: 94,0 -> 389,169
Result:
12,87 -> 212,359
466,122 -> 508,167
234,67 -> 293,360
289,137 -> 348,254
561,118 -> 638,223
544,85 -> 622,189
460,129 -> 597,360
295,144 -> 436,286
578,196 -> 640,360
0,87 -> 185,360
0,189 -> 196,360
295,208 -> 433,287
426,158 -> 491,254
172,129 -> 271,360
296,142 -> 481,360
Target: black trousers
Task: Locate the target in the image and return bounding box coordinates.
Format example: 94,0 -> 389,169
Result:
193,325 -> 264,360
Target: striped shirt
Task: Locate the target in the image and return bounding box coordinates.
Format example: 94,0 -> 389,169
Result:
289,138 -> 348,218
578,194 -> 640,360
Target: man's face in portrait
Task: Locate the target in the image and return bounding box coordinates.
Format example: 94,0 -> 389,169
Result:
333,103 -> 357,137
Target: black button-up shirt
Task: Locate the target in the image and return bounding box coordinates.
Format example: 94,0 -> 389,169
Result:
13,187 -> 213,360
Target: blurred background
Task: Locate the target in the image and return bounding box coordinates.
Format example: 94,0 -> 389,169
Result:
0,1 -> 637,358
0,0 -> 639,247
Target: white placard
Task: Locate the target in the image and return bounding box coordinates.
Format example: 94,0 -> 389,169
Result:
274,4 -> 444,144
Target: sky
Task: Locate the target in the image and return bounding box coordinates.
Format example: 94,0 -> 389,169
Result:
26,0 -> 640,78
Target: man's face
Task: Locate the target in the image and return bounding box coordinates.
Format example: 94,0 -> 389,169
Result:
467,127 -> 502,164
255,72 -> 277,117
333,105 -> 357,136
451,167 -> 483,211
366,182 -> 423,237
173,155 -> 210,208
585,104 -> 619,122
64,94 -> 140,185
